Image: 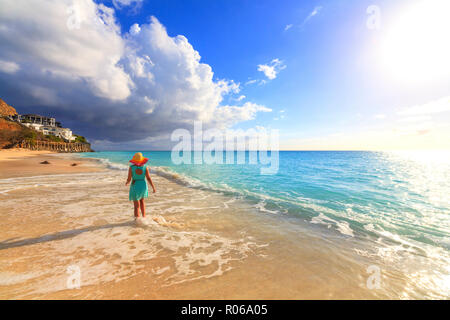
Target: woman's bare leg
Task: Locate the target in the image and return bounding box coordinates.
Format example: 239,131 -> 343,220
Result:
133,201 -> 140,218
139,199 -> 146,218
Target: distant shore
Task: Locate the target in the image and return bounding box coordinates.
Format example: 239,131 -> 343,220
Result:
0,148 -> 101,179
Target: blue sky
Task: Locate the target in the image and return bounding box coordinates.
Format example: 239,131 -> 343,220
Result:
109,0 -> 450,149
0,0 -> 449,149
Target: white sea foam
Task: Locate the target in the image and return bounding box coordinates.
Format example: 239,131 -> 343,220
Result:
364,223 -> 376,232
96,158 -> 129,171
335,221 -> 354,237
0,169 -> 269,297
153,266 -> 170,275
15,222 -> 265,295
311,213 -> 332,229
310,213 -> 354,237
0,272 -> 42,286
253,201 -> 279,214
223,197 -> 237,209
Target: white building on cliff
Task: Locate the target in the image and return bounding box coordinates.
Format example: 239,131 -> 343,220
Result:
11,114 -> 76,142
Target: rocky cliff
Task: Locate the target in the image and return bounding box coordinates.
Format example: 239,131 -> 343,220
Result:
0,98 -> 17,117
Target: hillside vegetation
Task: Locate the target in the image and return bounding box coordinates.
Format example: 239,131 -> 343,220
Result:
0,118 -> 45,148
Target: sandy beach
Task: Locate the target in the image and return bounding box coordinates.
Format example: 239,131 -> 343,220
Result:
0,149 -> 100,179
0,150 -> 429,300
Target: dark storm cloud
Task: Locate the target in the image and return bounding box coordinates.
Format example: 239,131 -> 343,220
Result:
0,0 -> 270,149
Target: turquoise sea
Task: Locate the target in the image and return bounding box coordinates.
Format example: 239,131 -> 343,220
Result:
80,150 -> 450,297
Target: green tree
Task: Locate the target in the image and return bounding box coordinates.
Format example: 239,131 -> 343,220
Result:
45,134 -> 63,142
74,135 -> 88,143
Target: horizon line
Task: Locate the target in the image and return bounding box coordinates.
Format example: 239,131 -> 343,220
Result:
90,149 -> 450,152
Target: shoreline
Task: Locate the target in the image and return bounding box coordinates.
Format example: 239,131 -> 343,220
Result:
0,151 -> 364,299
0,150 -> 446,299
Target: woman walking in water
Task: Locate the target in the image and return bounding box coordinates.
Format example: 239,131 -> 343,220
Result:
125,152 -> 156,219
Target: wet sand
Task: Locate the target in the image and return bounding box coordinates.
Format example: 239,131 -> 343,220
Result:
0,151 -> 409,299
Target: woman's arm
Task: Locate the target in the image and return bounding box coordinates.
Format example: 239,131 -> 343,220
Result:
125,167 -> 132,186
146,167 -> 156,193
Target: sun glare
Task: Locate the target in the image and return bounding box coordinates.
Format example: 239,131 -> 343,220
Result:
380,0 -> 450,85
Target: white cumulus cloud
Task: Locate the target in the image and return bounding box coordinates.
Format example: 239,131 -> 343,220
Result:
129,23 -> 141,35
0,0 -> 271,147
257,58 -> 286,80
112,0 -> 143,11
0,0 -> 132,100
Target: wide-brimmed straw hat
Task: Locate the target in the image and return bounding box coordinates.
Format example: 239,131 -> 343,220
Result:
129,152 -> 148,166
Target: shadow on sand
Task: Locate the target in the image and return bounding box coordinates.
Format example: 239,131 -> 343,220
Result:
0,221 -> 134,250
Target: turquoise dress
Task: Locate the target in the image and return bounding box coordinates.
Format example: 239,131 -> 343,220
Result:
129,164 -> 149,201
